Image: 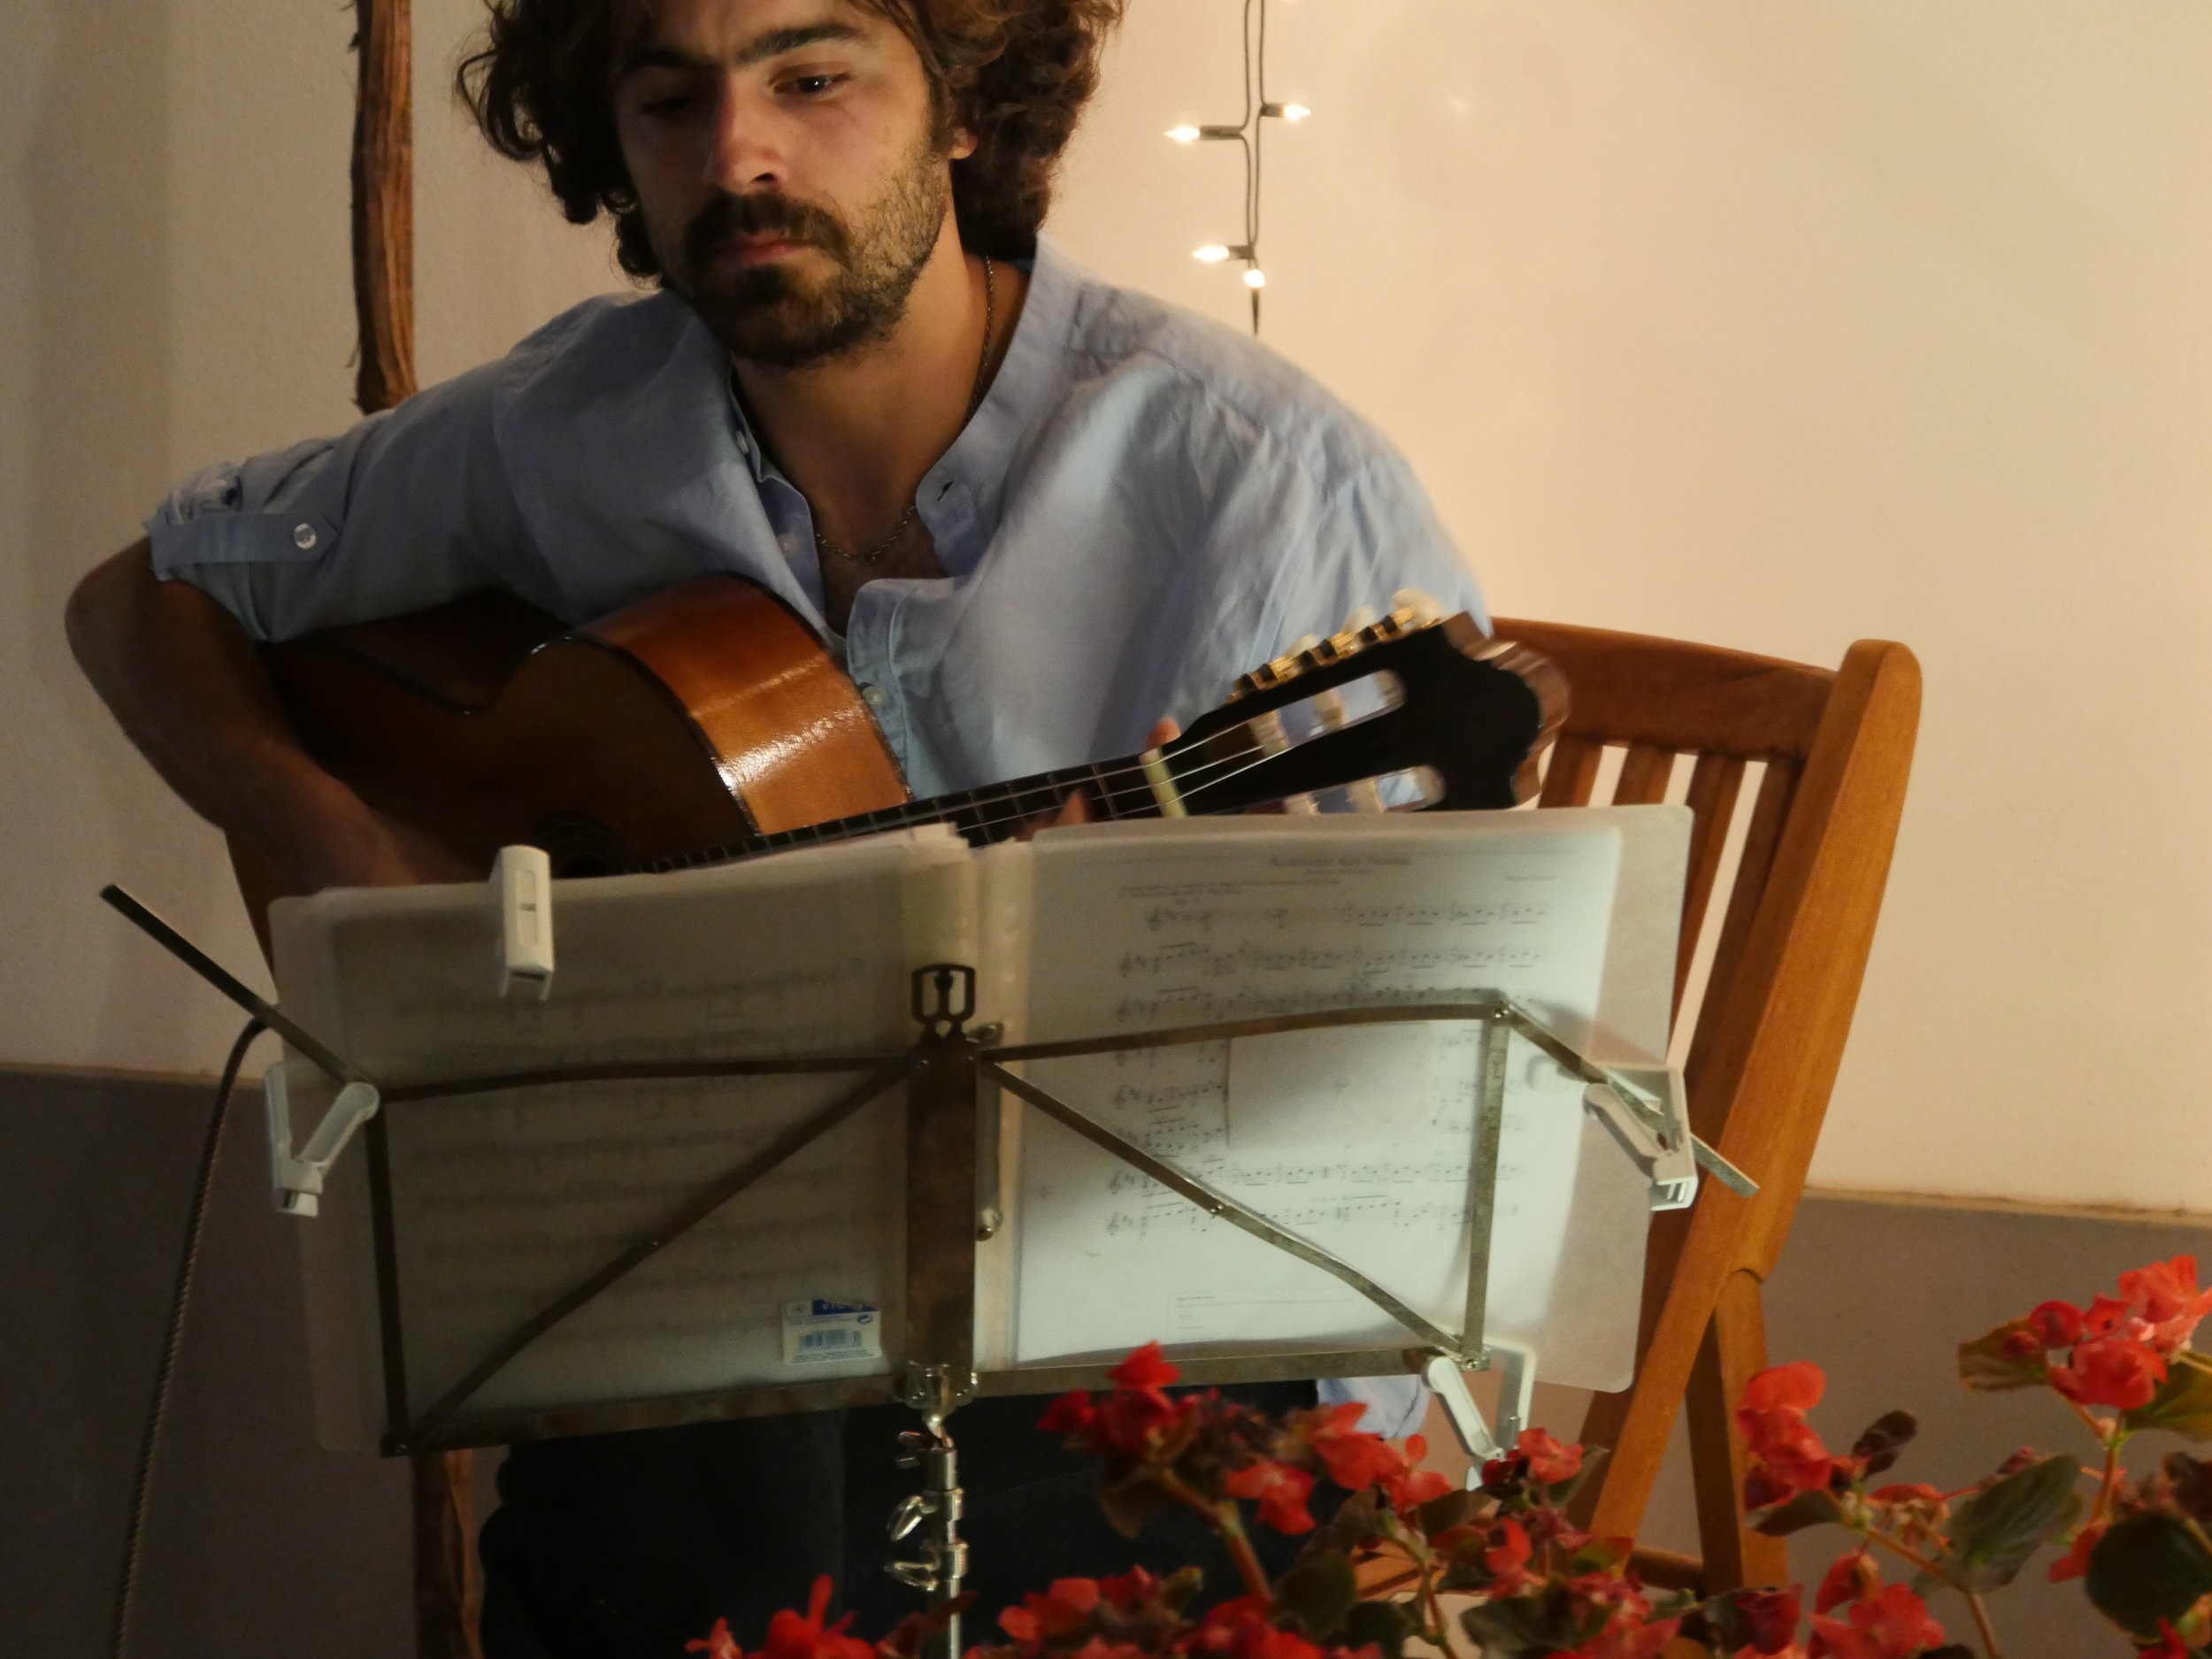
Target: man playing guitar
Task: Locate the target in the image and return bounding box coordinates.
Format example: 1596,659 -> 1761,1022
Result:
67,1 -> 1489,1653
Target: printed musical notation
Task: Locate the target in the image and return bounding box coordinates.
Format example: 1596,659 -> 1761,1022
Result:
1013,825 -> 1625,1364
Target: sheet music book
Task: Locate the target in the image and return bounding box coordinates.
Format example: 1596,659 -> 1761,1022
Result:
272,808 -> 1687,1451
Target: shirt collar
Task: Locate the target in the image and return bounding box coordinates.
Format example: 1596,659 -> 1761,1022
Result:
712,236 -> 1084,560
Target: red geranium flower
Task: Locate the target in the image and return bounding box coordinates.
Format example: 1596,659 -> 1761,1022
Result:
687,1618 -> 741,1659
715,1577 -> 872,1659
1098,1567 -> 1163,1612
1732,1586 -> 1804,1654
1806,1583 -> 1946,1659
2141,1620 -> 2193,1659
1814,1551 -> 1878,1615
1001,1578 -> 1102,1644
1381,1435 -> 1454,1513
1300,1402 -> 1406,1492
2047,1519 -> 2108,1583
2048,1334 -> 2167,1410
1516,1425 -> 1586,1485
1224,1457 -> 1318,1534
2121,1255 -> 2212,1355
1110,1341 -> 1181,1394
1740,1361 -> 1825,1416
2025,1301 -> 2084,1348
1185,1596 -> 1324,1659
1482,1517 -> 1537,1595
1737,1363 -> 1839,1504
1039,1390 -> 1097,1434
2078,1294 -> 2134,1340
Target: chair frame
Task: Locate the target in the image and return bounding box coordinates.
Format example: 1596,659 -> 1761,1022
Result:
1489,618 -> 1922,1592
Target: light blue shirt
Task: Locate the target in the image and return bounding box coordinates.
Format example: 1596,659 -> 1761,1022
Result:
148,235 -> 1475,1435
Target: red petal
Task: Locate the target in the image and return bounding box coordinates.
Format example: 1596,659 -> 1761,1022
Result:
1739,1361 -> 1824,1415
1108,1340 -> 1180,1393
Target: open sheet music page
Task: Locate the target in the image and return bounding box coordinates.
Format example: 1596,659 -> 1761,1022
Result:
273,827 -> 973,1447
985,809 -> 1686,1391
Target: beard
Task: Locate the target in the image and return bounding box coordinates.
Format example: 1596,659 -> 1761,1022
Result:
658,130 -> 952,369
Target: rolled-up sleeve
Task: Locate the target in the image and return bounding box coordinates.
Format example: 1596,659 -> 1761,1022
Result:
145,358 -> 545,641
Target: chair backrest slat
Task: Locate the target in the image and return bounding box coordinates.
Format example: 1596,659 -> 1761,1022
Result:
1682,756 -> 1800,1138
1539,734 -> 1605,807
1611,743 -> 1676,807
1674,752 -> 1747,1017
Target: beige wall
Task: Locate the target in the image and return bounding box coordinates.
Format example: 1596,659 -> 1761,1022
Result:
4,3 -> 2208,1210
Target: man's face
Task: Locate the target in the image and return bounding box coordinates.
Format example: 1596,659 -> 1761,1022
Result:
612,0 -> 967,366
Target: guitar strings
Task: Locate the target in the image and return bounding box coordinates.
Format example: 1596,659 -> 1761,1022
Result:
661,684 -> 1428,870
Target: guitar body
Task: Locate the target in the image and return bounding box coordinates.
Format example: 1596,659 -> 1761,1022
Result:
230,576 -> 910,933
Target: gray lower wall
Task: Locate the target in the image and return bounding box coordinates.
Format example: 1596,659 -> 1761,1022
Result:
4,1062 -> 2204,1659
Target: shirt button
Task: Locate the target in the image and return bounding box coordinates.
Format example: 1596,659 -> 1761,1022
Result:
860,683 -> 890,710
292,523 -> 319,550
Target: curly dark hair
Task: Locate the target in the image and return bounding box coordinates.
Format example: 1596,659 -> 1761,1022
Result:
459,0 -> 1124,278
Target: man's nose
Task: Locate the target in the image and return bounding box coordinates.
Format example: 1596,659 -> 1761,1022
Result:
706,85 -> 787,194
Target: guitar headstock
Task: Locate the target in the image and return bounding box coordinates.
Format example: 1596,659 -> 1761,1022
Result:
1162,599 -> 1568,818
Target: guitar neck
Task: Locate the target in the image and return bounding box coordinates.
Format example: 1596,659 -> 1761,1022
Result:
649,755 -> 1165,873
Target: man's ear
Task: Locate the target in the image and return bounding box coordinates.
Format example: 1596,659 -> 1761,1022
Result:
947,124 -> 979,162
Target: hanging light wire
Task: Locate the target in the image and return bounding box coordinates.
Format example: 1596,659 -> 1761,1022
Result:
1164,0 -> 1305,334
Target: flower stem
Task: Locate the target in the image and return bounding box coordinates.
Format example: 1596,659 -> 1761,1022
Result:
1965,1592 -> 2003,1659
1861,1530 -> 2003,1659
1159,1472 -> 1273,1601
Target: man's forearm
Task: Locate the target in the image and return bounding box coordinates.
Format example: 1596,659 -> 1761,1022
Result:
64,541 -> 462,892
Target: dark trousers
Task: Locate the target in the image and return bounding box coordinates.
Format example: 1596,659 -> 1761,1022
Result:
480,1384 -> 1321,1659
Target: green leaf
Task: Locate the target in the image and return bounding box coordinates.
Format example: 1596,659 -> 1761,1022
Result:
1415,1487 -> 1479,1538
1935,1453 -> 2084,1592
1958,1319 -> 2047,1392
2085,1511 -> 2212,1640
1271,1550 -> 1356,1640
1460,1594 -> 1573,1658
1851,1409 -> 1920,1478
1749,1486 -> 1847,1537
1158,1566 -> 1206,1614
2124,1351 -> 2212,1440
2167,1451 -> 2212,1525
1340,1600 -> 1414,1659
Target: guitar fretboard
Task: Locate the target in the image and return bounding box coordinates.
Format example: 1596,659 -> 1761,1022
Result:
647,756 -> 1166,873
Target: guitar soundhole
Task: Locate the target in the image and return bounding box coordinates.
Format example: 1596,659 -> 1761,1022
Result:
538,818 -> 638,880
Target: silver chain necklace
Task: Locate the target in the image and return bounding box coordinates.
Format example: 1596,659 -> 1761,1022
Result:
813,254 -> 996,567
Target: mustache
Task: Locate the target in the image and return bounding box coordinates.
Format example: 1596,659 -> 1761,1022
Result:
681,191 -> 851,269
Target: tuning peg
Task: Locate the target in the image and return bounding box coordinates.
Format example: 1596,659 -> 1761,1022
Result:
1392,588 -> 1445,627
1356,612 -> 1407,648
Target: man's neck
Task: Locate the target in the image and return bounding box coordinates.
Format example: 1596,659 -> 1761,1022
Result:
732,226 -> 1017,553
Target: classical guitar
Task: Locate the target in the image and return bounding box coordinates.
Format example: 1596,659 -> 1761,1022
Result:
230,574 -> 1565,934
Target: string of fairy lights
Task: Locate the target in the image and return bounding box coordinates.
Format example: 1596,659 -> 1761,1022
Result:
1166,0 -> 1308,334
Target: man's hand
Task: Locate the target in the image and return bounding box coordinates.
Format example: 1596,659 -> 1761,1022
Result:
66,540 -> 472,895
1020,718 -> 1180,840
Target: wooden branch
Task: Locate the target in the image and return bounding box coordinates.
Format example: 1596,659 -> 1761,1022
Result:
351,0 -> 417,413
352,14 -> 465,1654
413,1451 -> 483,1659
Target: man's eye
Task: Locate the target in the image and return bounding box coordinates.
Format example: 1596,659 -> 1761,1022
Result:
639,93 -> 700,118
784,73 -> 848,97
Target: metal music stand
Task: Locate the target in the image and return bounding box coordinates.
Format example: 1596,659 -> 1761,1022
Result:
104,892 -> 1751,1659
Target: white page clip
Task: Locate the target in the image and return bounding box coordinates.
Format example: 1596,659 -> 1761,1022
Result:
1584,1065 -> 1699,1210
264,1060 -> 381,1217
492,845 -> 555,1001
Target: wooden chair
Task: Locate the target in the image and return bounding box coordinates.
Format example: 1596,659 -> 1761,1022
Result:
1488,618 -> 1922,1594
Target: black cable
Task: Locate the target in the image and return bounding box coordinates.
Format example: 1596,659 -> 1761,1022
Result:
108,1016 -> 269,1659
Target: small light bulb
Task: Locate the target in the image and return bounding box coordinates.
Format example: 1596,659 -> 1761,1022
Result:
1193,245 -> 1233,265
1244,268 -> 1268,290
1282,104 -> 1311,122
1167,125 -> 1201,144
